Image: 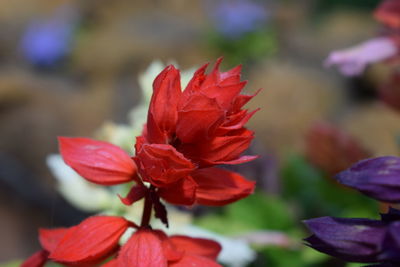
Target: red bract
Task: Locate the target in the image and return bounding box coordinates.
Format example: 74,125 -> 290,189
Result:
22,216 -> 132,267
59,58 -> 257,228
115,229 -> 222,267
22,228 -> 70,267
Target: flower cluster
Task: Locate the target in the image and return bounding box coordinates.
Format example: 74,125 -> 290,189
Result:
22,59 -> 258,266
305,156 -> 400,266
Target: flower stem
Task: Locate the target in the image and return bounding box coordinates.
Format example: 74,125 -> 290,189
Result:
140,188 -> 153,227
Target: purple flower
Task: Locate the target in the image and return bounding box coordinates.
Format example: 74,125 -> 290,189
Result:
304,208 -> 400,265
304,216 -> 387,263
209,0 -> 269,39
324,37 -> 397,76
335,156 -> 400,203
20,5 -> 78,67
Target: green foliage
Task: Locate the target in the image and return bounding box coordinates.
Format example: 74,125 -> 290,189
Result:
196,192 -> 295,234
281,154 -> 379,219
315,0 -> 380,12
0,260 -> 22,267
207,29 -> 278,67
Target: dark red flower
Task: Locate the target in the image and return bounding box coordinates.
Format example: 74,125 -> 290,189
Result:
59,59 -> 257,210
305,122 -> 370,175
374,0 -> 400,29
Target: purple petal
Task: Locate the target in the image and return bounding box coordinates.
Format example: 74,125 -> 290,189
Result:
304,216 -> 387,263
325,38 -> 397,76
380,221 -> 400,263
336,156 -> 400,203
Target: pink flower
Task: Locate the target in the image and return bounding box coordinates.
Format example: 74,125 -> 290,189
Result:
324,37 -> 398,76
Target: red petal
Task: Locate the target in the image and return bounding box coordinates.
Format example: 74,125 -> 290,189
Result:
181,129 -> 254,167
152,230 -> 184,262
218,108 -> 259,134
39,228 -> 70,252
50,216 -> 129,264
118,184 -> 147,206
202,82 -> 247,110
59,137 -> 137,186
182,63 -> 208,98
118,230 -> 167,267
169,254 -> 222,267
192,168 -> 255,206
137,144 -> 195,187
148,65 -> 181,140
170,235 -> 221,260
374,0 -> 400,28
229,89 -> 261,115
21,250 -> 48,267
158,176 -> 198,205
176,93 -> 224,143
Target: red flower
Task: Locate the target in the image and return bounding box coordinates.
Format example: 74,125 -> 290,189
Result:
23,216 -> 221,267
59,59 -> 257,211
305,122 -> 370,175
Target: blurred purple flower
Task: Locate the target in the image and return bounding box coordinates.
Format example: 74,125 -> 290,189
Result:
304,216 -> 387,263
335,156 -> 400,203
20,5 -> 78,67
324,37 -> 397,76
210,0 -> 269,39
305,208 -> 400,265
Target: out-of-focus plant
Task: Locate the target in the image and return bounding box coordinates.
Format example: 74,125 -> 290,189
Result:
325,0 -> 400,112
305,156 -> 400,266
305,122 -> 371,176
205,0 -> 277,66
19,4 -> 79,68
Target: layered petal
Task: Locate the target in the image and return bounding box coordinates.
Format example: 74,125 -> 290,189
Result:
304,216 -> 387,263
335,156 -> 400,202
50,216 -> 129,264
170,235 -> 221,260
59,137 -> 137,185
39,228 -> 70,252
176,93 -> 224,143
136,144 -> 195,187
158,176 -> 198,205
182,129 -> 255,166
192,167 -> 255,206
147,65 -> 181,143
118,230 -> 167,267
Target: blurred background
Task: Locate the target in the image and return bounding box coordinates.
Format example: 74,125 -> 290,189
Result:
0,0 -> 398,266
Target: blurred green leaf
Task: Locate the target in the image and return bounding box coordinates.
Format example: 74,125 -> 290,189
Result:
207,28 -> 278,67
281,154 -> 378,219
196,191 -> 295,235
0,260 -> 22,267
